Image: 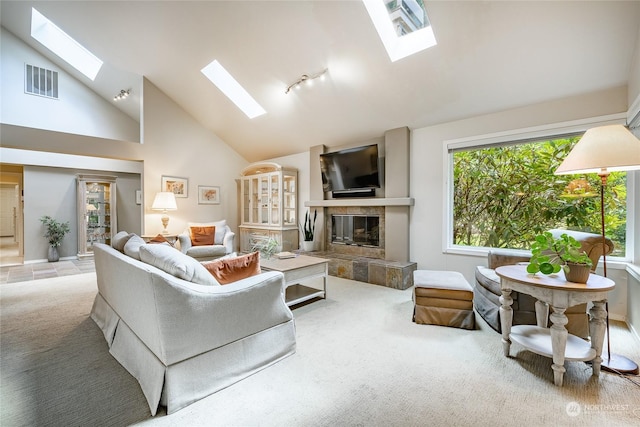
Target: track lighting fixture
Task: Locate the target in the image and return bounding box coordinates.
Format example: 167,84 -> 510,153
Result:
285,69 -> 328,94
114,89 -> 130,101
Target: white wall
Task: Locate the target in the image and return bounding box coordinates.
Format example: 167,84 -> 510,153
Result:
140,79 -> 249,240
0,28 -> 139,143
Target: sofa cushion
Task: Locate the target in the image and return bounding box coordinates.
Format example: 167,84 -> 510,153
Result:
139,244 -> 219,286
123,234 -> 147,260
202,251 -> 261,285
112,231 -> 133,252
186,245 -> 228,259
188,220 -> 226,245
189,226 -> 215,246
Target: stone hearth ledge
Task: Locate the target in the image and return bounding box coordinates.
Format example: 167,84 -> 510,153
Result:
302,251 -> 417,290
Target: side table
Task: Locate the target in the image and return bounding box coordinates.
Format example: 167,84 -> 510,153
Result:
495,264 -> 615,386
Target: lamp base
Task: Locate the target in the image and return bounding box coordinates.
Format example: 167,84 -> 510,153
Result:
601,352 -> 639,375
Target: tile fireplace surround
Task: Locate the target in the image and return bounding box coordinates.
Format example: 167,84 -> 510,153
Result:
302,205 -> 416,290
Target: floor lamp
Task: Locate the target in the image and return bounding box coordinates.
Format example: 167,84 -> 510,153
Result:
555,124 -> 640,375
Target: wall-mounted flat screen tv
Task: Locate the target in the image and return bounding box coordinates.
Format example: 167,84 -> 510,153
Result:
320,144 -> 380,193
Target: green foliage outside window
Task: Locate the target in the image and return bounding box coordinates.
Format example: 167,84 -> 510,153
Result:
452,136 -> 627,256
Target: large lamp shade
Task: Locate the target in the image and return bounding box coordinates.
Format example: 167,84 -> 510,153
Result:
555,124 -> 640,175
151,192 -> 178,211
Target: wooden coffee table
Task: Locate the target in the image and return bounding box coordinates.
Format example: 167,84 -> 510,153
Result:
260,254 -> 328,306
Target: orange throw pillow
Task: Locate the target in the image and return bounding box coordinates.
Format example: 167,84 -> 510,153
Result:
203,252 -> 261,285
190,226 -> 215,246
149,234 -> 169,244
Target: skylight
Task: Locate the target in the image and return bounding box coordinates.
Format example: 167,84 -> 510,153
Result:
363,0 -> 437,62
201,60 -> 266,119
30,8 -> 103,81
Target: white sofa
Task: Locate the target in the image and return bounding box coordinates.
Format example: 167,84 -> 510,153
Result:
90,239 -> 296,415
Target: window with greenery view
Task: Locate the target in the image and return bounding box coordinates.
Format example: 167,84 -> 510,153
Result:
452,136 -> 627,256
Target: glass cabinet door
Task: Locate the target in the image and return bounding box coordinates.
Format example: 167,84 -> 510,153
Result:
250,176 -> 260,224
77,175 -> 116,258
259,175 -> 269,224
270,173 -> 280,226
242,178 -> 250,224
283,173 -> 296,226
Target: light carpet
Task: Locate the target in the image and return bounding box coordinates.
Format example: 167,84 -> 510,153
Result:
1,273 -> 639,426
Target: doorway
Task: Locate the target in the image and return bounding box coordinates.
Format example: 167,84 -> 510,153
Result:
0,165 -> 24,266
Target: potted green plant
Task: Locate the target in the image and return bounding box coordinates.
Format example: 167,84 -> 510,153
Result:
299,209 -> 317,252
526,231 -> 593,283
40,215 -> 70,262
251,236 -> 280,259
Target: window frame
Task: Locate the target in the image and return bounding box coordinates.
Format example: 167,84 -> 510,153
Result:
443,112 -> 635,266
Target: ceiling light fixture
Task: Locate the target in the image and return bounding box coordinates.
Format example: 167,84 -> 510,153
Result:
201,60 -> 266,119
113,89 -> 130,101
30,8 -> 103,80
285,69 -> 328,94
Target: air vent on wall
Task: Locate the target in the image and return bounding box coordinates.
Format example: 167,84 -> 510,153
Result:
25,64 -> 58,99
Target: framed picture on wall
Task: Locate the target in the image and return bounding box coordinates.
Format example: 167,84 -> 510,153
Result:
198,185 -> 220,204
161,176 -> 188,198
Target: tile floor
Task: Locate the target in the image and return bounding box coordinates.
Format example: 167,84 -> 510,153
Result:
0,258 -> 96,284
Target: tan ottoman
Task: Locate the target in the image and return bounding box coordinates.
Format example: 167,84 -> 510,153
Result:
413,270 -> 475,330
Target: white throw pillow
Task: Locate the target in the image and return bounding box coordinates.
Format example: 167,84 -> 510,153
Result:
187,220 -> 227,245
123,235 -> 146,260
139,244 -> 219,286
112,231 -> 133,252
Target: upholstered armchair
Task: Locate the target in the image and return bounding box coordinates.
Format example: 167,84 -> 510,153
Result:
474,229 -> 614,339
177,220 -> 235,261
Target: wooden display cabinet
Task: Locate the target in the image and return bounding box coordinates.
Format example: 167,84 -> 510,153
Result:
239,162 -> 298,252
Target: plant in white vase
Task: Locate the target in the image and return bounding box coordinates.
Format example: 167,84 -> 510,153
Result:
299,209 -> 317,252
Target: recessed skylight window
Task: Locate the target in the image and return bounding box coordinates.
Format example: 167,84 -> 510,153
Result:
363,0 -> 437,62
201,60 -> 266,119
30,8 -> 103,81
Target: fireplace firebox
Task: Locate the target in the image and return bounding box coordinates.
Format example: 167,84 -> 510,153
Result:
331,215 -> 379,247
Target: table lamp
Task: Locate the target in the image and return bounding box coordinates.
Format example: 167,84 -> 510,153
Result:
555,123 -> 640,375
151,192 -> 177,234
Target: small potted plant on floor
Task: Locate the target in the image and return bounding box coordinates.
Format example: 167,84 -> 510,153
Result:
526,231 -> 593,283
299,209 -> 317,252
40,215 -> 70,262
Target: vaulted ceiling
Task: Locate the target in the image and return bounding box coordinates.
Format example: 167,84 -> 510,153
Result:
2,1 -> 639,162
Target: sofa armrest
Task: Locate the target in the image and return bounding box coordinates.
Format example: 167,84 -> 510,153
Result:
488,249 -> 531,270
150,271 -> 292,365
222,226 -> 235,254
177,233 -> 192,254
549,229 -> 613,271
